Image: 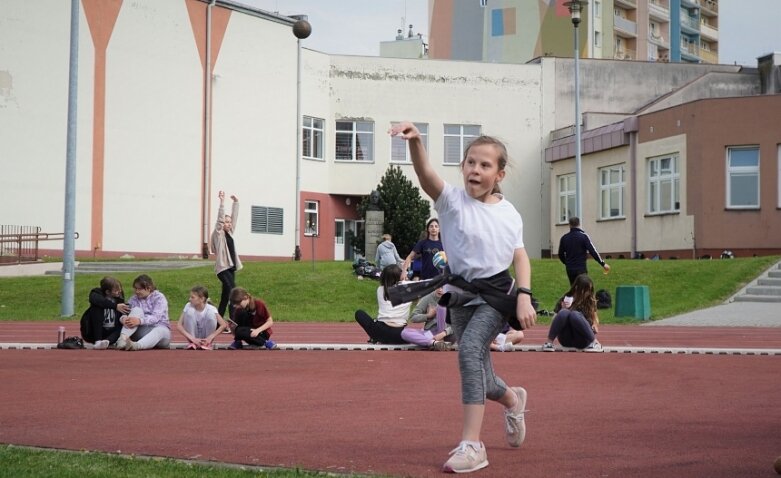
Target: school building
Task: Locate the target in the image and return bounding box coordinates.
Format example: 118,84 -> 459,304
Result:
0,0 -> 778,262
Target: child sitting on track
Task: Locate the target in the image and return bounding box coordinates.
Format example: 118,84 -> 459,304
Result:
228,287 -> 277,350
176,285 -> 227,350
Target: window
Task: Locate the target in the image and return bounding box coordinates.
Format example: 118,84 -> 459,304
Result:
594,31 -> 602,48
391,123 -> 428,163
727,146 -> 760,208
599,164 -> 625,219
647,155 -> 680,213
335,120 -> 374,162
444,124 -> 481,164
304,200 -> 319,236
594,1 -> 602,18
558,174 -> 576,223
302,116 -> 324,160
251,206 -> 283,235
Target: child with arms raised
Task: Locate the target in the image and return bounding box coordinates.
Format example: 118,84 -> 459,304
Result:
389,122 -> 536,473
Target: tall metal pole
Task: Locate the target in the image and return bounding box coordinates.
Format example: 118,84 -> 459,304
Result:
61,0 -> 79,317
291,17 -> 311,261
294,36 -> 302,260
574,20 -> 582,219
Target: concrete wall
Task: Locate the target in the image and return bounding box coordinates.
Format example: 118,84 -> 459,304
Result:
553,59 -> 744,130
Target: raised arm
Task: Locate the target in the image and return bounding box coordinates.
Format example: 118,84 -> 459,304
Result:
389,122 -> 444,201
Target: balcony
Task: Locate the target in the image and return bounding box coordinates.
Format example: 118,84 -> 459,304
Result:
614,0 -> 637,8
701,0 -> 718,16
680,13 -> 700,33
649,32 -> 670,49
649,1 -> 670,21
614,15 -> 638,37
699,48 -> 718,64
700,21 -> 718,41
681,0 -> 700,8
614,48 -> 636,60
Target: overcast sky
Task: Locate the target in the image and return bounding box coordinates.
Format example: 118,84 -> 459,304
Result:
241,0 -> 780,66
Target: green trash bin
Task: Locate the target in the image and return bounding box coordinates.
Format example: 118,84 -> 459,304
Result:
614,285 -> 651,320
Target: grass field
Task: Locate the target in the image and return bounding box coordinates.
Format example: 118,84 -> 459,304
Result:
0,445 -> 371,478
0,256 -> 777,323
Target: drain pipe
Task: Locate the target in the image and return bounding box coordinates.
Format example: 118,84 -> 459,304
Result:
201,0 -> 216,258
624,116 -> 639,258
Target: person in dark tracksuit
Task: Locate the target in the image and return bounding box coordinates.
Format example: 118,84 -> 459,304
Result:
557,217 -> 610,285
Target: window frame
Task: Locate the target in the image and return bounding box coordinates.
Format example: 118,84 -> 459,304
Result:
598,164 -> 625,219
390,122 -> 428,164
726,146 -> 760,209
302,116 -> 325,161
557,173 -> 577,224
443,124 -> 481,165
304,200 -> 319,237
647,154 -> 680,214
335,120 -> 374,162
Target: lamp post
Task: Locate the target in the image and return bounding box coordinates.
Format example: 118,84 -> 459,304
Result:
291,17 -> 311,261
564,0 -> 584,219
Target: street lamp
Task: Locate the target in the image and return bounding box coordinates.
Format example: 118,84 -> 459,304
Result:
291,16 -> 311,261
564,0 -> 584,219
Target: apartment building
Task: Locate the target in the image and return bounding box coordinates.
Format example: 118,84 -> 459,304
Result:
428,0 -> 719,64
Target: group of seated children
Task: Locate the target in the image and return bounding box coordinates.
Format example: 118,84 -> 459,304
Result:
355,265 -> 604,353
80,275 -> 275,350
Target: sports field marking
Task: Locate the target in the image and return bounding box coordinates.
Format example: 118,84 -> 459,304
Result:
2,342 -> 780,355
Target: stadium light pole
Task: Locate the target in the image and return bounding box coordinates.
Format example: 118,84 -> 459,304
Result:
291,16 -> 311,261
61,0 -> 79,317
564,0 -> 584,219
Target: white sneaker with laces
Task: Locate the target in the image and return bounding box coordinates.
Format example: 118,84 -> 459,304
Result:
114,336 -> 128,350
442,441 -> 488,473
584,341 -> 604,353
504,387 -> 528,447
541,342 -> 555,352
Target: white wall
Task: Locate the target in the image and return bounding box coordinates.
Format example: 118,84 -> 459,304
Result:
323,55 -> 545,256
0,1 -> 93,250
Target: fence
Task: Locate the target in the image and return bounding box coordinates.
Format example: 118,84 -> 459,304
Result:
0,225 -> 78,264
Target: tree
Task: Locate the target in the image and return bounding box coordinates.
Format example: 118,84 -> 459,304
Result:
353,165 -> 430,259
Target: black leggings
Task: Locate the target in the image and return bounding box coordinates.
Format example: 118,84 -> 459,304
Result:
234,326 -> 270,347
217,268 -> 236,318
547,309 -> 595,349
355,310 -> 406,344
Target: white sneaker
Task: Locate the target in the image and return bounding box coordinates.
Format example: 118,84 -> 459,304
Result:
442,441 -> 488,473
504,387 -> 528,447
541,342 -> 555,352
93,340 -> 109,350
114,336 -> 128,350
500,342 -> 514,352
584,341 -> 604,353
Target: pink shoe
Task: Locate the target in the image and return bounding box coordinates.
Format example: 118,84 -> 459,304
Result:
185,343 -> 197,350
199,343 -> 213,350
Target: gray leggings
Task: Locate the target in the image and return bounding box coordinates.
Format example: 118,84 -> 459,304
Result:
450,303 -> 508,405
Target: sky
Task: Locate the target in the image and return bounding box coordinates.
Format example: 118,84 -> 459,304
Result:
241,0 -> 780,66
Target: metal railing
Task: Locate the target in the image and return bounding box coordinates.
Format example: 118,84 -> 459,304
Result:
0,226 -> 79,264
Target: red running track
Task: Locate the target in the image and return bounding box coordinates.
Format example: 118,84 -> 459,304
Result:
1,322 -> 781,477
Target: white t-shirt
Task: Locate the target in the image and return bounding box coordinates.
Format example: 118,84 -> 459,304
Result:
376,286 -> 412,327
181,302 -> 219,337
435,182 -> 524,281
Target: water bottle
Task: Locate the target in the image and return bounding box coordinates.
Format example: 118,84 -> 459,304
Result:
57,326 -> 66,345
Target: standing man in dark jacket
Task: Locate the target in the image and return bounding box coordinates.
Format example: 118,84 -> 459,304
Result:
558,217 -> 610,285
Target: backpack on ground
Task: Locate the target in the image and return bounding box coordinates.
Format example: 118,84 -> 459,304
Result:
596,289 -> 612,309
57,336 -> 85,349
